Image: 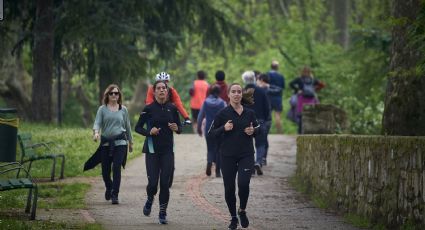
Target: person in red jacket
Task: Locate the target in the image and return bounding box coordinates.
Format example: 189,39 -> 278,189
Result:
145,72 -> 191,125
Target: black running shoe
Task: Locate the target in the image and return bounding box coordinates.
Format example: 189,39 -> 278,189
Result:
206,163 -> 212,176
228,216 -> 238,230
111,195 -> 119,204
105,190 -> 111,201
238,210 -> 249,228
158,212 -> 168,224
254,164 -> 263,175
143,199 -> 153,216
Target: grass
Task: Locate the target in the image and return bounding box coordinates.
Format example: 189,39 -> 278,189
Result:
0,183 -> 90,209
0,219 -> 102,230
17,122 -> 144,178
1,122 -> 146,229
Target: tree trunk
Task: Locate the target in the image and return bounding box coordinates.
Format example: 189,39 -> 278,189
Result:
382,0 -> 425,136
32,0 -> 54,122
333,0 -> 349,49
97,44 -> 120,104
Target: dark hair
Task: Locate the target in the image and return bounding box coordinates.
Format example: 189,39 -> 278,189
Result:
253,70 -> 261,79
215,70 -> 225,81
258,73 -> 270,83
103,84 -> 123,107
227,83 -> 254,105
153,80 -> 172,101
209,84 -> 221,97
197,70 -> 206,80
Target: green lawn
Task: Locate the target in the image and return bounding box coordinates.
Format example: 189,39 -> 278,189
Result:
0,122 -> 144,229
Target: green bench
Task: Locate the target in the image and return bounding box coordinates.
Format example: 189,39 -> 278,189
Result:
17,133 -> 65,181
0,162 -> 38,220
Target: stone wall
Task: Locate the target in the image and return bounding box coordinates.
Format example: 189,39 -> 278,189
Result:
302,104 -> 349,134
296,135 -> 425,228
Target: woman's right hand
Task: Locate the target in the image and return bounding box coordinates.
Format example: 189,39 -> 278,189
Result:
150,127 -> 161,135
224,120 -> 233,131
93,133 -> 100,142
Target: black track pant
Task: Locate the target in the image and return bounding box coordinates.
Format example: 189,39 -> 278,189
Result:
221,154 -> 254,217
100,145 -> 127,196
145,151 -> 174,209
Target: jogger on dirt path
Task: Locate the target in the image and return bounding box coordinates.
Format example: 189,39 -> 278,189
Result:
91,84 -> 133,205
209,83 -> 259,230
135,80 -> 182,225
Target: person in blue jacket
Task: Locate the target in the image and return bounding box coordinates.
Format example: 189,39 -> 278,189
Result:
267,60 -> 285,133
135,80 -> 182,225
197,84 -> 227,177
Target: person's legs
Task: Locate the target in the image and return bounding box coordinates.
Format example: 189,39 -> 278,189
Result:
100,146 -> 113,200
273,111 -> 282,133
270,97 -> 283,133
143,152 -> 160,216
297,114 -> 302,134
237,155 -> 254,228
158,152 -> 174,224
221,155 -> 238,217
205,135 -> 215,176
254,135 -> 266,175
110,145 -> 127,203
191,108 -> 200,133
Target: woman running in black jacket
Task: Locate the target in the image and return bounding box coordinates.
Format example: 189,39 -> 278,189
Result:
135,80 -> 182,224
209,83 -> 259,230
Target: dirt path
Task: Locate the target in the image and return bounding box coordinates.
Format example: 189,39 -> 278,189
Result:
84,134 -> 360,230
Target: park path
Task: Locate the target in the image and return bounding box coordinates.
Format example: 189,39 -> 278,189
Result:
84,134 -> 360,230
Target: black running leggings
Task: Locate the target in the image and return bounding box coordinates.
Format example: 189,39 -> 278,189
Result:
145,151 -> 174,207
221,154 -> 254,217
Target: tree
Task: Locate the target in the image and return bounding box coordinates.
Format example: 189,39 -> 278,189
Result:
382,0 -> 425,135
333,0 -> 349,49
31,0 -> 54,122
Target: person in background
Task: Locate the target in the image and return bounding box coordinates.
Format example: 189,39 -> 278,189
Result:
267,60 -> 285,133
135,80 -> 182,224
213,70 -> 229,104
197,84 -> 227,177
145,72 -> 191,125
189,70 -> 210,132
92,84 -> 133,205
209,83 -> 259,230
289,66 -> 325,134
255,72 -> 273,166
242,71 -> 271,175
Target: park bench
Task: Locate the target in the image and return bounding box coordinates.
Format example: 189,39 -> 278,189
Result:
0,162 -> 38,220
17,133 -> 65,181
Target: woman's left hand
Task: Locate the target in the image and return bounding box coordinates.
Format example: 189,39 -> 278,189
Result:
168,122 -> 178,132
129,142 -> 133,153
244,122 -> 254,136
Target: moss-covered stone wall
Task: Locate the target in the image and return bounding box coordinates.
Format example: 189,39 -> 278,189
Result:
296,135 -> 425,228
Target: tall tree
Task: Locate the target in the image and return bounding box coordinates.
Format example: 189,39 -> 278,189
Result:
32,0 -> 54,122
382,0 -> 425,135
333,0 -> 349,49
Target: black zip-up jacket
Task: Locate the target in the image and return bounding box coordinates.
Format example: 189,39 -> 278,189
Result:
135,100 -> 182,154
208,105 -> 259,157
244,84 -> 271,122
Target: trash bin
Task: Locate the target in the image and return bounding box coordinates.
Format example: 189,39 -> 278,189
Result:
0,108 -> 19,162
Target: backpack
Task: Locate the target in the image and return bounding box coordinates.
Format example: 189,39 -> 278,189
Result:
302,78 -> 316,98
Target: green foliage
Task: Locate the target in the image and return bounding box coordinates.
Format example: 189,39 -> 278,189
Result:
166,0 -> 390,134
